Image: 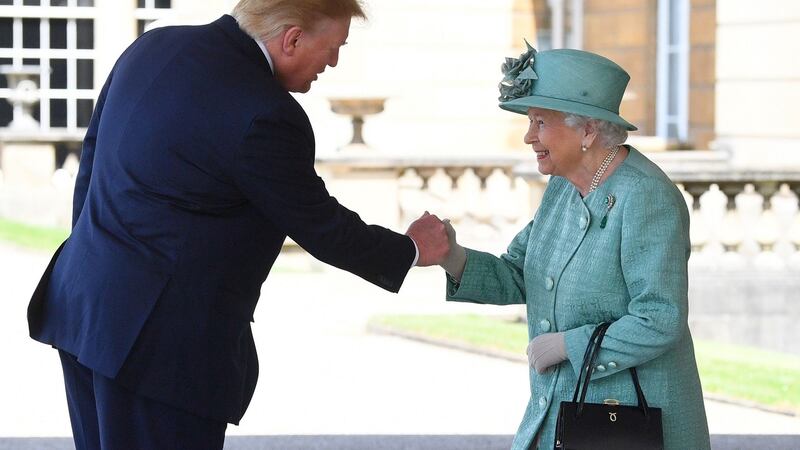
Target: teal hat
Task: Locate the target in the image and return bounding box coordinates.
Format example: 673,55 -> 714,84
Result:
498,42 -> 637,131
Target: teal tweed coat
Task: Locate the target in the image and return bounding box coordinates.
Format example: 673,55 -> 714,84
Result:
447,147 -> 710,450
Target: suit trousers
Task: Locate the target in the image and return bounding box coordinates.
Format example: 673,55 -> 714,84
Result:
58,350 -> 227,450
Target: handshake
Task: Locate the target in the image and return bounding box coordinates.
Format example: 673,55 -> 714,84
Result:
405,211 -> 467,280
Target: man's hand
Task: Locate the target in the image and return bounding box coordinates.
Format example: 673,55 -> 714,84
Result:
527,332 -> 567,374
406,212 -> 450,266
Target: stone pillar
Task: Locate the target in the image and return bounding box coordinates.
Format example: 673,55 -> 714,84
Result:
715,0 -> 800,168
0,138 -> 71,228
317,161 -> 402,231
95,0 -> 137,80
1,142 -> 55,187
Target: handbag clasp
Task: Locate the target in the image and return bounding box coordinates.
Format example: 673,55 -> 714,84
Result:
603,398 -> 620,406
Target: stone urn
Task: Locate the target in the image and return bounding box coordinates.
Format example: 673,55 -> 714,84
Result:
329,97 -> 386,151
0,65 -> 42,131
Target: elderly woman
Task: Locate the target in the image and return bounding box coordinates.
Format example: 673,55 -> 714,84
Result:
438,44 -> 711,449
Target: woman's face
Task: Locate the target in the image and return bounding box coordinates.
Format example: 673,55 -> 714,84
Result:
524,107 -> 584,177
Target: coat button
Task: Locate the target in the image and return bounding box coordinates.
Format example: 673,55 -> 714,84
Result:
579,217 -> 588,230
545,277 -> 554,290
539,319 -> 551,332
608,361 -> 617,369
538,396 -> 547,408
596,364 -> 606,372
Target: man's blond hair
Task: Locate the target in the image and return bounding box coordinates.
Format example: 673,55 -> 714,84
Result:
232,0 -> 366,42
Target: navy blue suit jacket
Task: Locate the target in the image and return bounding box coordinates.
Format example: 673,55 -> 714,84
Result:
28,15 -> 415,424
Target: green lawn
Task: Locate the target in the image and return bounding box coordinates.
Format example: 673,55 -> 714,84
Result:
370,314 -> 800,414
694,339 -> 800,413
0,217 -> 310,273
371,313 -> 529,355
0,217 -> 68,252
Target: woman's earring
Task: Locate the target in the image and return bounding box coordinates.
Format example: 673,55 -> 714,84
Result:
581,145 -> 588,153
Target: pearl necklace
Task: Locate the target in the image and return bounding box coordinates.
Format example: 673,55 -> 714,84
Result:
588,145 -> 620,193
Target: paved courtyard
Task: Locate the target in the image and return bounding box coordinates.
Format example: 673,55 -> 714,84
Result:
1,242 -> 799,446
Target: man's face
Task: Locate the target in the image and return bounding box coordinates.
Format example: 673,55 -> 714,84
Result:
276,16 -> 351,93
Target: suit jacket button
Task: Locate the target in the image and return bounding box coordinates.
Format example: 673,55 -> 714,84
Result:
544,277 -> 554,291
608,361 -> 617,369
596,364 -> 606,372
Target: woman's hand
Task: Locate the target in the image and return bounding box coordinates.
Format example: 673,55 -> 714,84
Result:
439,219 -> 466,280
527,332 -> 567,374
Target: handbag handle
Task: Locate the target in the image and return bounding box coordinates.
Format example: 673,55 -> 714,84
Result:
571,322 -> 651,418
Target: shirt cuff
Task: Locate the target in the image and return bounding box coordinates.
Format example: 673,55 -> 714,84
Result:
409,236 -> 420,267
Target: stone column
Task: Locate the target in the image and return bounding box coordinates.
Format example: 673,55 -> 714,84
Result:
715,0 -> 800,168
0,136 -> 67,227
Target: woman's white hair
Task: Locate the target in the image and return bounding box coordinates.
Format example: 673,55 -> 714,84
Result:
563,113 -> 628,149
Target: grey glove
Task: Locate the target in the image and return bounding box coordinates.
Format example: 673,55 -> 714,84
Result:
439,220 -> 466,281
526,332 -> 567,374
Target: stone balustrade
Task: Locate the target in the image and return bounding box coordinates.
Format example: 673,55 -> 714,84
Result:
316,153 -> 542,255
317,150 -> 800,269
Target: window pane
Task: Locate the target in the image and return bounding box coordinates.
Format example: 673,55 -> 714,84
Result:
23,19 -> 40,49
78,0 -> 94,6
23,57 -> 40,65
137,0 -> 146,7
0,99 -> 12,127
77,99 -> 93,127
0,19 -> 12,48
669,0 -> 681,45
155,0 -> 170,8
50,98 -> 67,127
51,0 -> 68,6
76,59 -> 92,89
50,19 -> 67,49
76,19 -> 94,49
0,0 -> 13,5
667,122 -> 679,139
0,58 -> 10,89
50,59 -> 67,89
668,53 -> 679,115
24,0 -> 43,5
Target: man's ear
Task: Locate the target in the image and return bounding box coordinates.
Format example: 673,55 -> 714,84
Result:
280,26 -> 303,56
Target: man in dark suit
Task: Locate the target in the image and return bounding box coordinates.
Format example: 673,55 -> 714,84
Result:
27,1 -> 449,448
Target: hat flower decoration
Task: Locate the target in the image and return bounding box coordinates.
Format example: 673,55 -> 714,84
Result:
496,41 -> 638,131
498,40 -> 538,102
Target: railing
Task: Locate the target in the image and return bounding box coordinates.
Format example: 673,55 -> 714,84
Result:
316,154 -> 541,254
4,147 -> 798,269
317,150 -> 800,269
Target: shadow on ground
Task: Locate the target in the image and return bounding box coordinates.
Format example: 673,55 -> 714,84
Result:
2,434 -> 800,449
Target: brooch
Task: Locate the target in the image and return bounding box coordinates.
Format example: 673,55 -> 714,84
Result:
600,194 -> 616,229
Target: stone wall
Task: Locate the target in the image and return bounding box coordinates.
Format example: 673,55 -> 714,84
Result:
715,0 -> 800,167
689,271 -> 800,356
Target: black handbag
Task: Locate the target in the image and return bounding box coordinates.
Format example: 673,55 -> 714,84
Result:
554,322 -> 664,450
